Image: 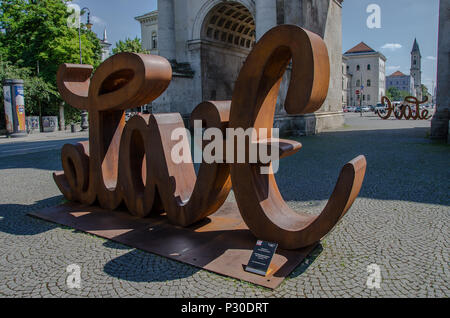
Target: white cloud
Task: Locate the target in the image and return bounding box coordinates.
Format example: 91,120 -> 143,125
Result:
426,56 -> 437,60
90,16 -> 106,26
386,65 -> 401,70
381,43 -> 402,51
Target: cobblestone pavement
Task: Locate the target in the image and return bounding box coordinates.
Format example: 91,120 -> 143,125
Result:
0,113 -> 448,298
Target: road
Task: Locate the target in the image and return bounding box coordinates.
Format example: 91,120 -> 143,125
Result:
0,132 -> 88,158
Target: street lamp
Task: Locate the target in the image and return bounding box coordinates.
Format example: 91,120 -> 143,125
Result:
78,7 -> 92,131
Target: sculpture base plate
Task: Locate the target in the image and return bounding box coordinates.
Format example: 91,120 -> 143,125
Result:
29,202 -> 318,289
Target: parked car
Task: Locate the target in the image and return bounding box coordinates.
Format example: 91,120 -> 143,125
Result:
343,106 -> 354,113
374,106 -> 386,114
354,106 -> 362,112
361,106 -> 370,112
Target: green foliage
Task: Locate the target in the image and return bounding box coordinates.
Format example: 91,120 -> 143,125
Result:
386,87 -> 410,101
421,84 -> 431,101
0,0 -> 102,126
113,37 -> 150,54
0,60 -> 57,129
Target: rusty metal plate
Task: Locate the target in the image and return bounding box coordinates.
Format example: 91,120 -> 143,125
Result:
29,202 -> 318,289
55,26 -> 366,251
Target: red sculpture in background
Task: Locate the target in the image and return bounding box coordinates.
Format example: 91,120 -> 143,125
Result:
54,25 -> 366,250
378,96 -> 432,120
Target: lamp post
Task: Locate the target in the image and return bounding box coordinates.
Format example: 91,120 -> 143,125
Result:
360,74 -> 364,117
78,7 -> 93,131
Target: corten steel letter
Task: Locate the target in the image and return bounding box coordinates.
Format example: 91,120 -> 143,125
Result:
55,53 -> 232,226
228,25 -> 367,250
55,25 -> 367,250
378,96 -> 432,120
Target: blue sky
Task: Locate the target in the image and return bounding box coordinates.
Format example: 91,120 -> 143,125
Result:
342,0 -> 439,92
72,0 -> 440,91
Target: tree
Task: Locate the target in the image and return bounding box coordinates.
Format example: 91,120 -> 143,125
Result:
113,37 -> 150,54
386,87 -> 409,102
421,84 -> 431,101
0,0 -> 102,125
0,61 -> 57,130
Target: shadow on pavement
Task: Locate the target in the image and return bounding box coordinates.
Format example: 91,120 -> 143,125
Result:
287,244 -> 324,280
0,148 -> 63,171
0,196 -> 63,236
103,249 -> 200,283
276,127 -> 450,207
1,126 -> 448,211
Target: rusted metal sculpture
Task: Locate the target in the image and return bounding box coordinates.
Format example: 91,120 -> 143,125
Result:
55,25 -> 366,250
55,54 -> 231,227
378,96 -> 432,120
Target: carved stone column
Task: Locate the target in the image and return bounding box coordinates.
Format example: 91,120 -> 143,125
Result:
255,0 -> 277,41
157,0 -> 176,62
431,0 -> 449,140
284,0 -> 302,25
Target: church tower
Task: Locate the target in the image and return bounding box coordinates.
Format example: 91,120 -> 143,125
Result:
410,38 -> 422,100
100,28 -> 112,62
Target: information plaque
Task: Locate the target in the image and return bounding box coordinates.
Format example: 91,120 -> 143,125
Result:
245,240 -> 278,276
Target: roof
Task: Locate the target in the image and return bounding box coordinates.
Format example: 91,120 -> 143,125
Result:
388,71 -> 407,77
411,38 -> 420,53
135,10 -> 158,22
345,42 -> 376,54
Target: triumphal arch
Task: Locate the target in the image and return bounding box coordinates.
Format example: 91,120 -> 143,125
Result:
136,0 -> 344,135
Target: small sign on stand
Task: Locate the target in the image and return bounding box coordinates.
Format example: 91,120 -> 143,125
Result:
245,240 -> 278,276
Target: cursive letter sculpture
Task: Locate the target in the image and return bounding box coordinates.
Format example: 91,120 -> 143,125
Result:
54,25 -> 367,250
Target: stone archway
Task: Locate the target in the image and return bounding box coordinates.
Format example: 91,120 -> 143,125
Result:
199,1 -> 255,100
192,0 -> 255,40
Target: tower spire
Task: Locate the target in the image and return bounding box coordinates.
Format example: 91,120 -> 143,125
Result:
410,38 -> 422,100
102,27 -> 108,43
412,38 -> 420,54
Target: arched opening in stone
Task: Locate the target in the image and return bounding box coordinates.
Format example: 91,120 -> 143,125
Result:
200,2 -> 255,100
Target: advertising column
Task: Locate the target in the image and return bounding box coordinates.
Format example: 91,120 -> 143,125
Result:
2,79 -> 27,137
3,84 -> 13,134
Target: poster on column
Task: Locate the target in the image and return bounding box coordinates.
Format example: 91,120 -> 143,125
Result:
14,85 -> 26,132
3,86 -> 13,133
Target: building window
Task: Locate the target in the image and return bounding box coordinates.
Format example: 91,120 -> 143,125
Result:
356,80 -> 360,87
367,64 -> 371,70
363,95 -> 366,101
367,79 -> 371,87
152,32 -> 157,49
356,65 -> 360,71
368,94 -> 371,101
